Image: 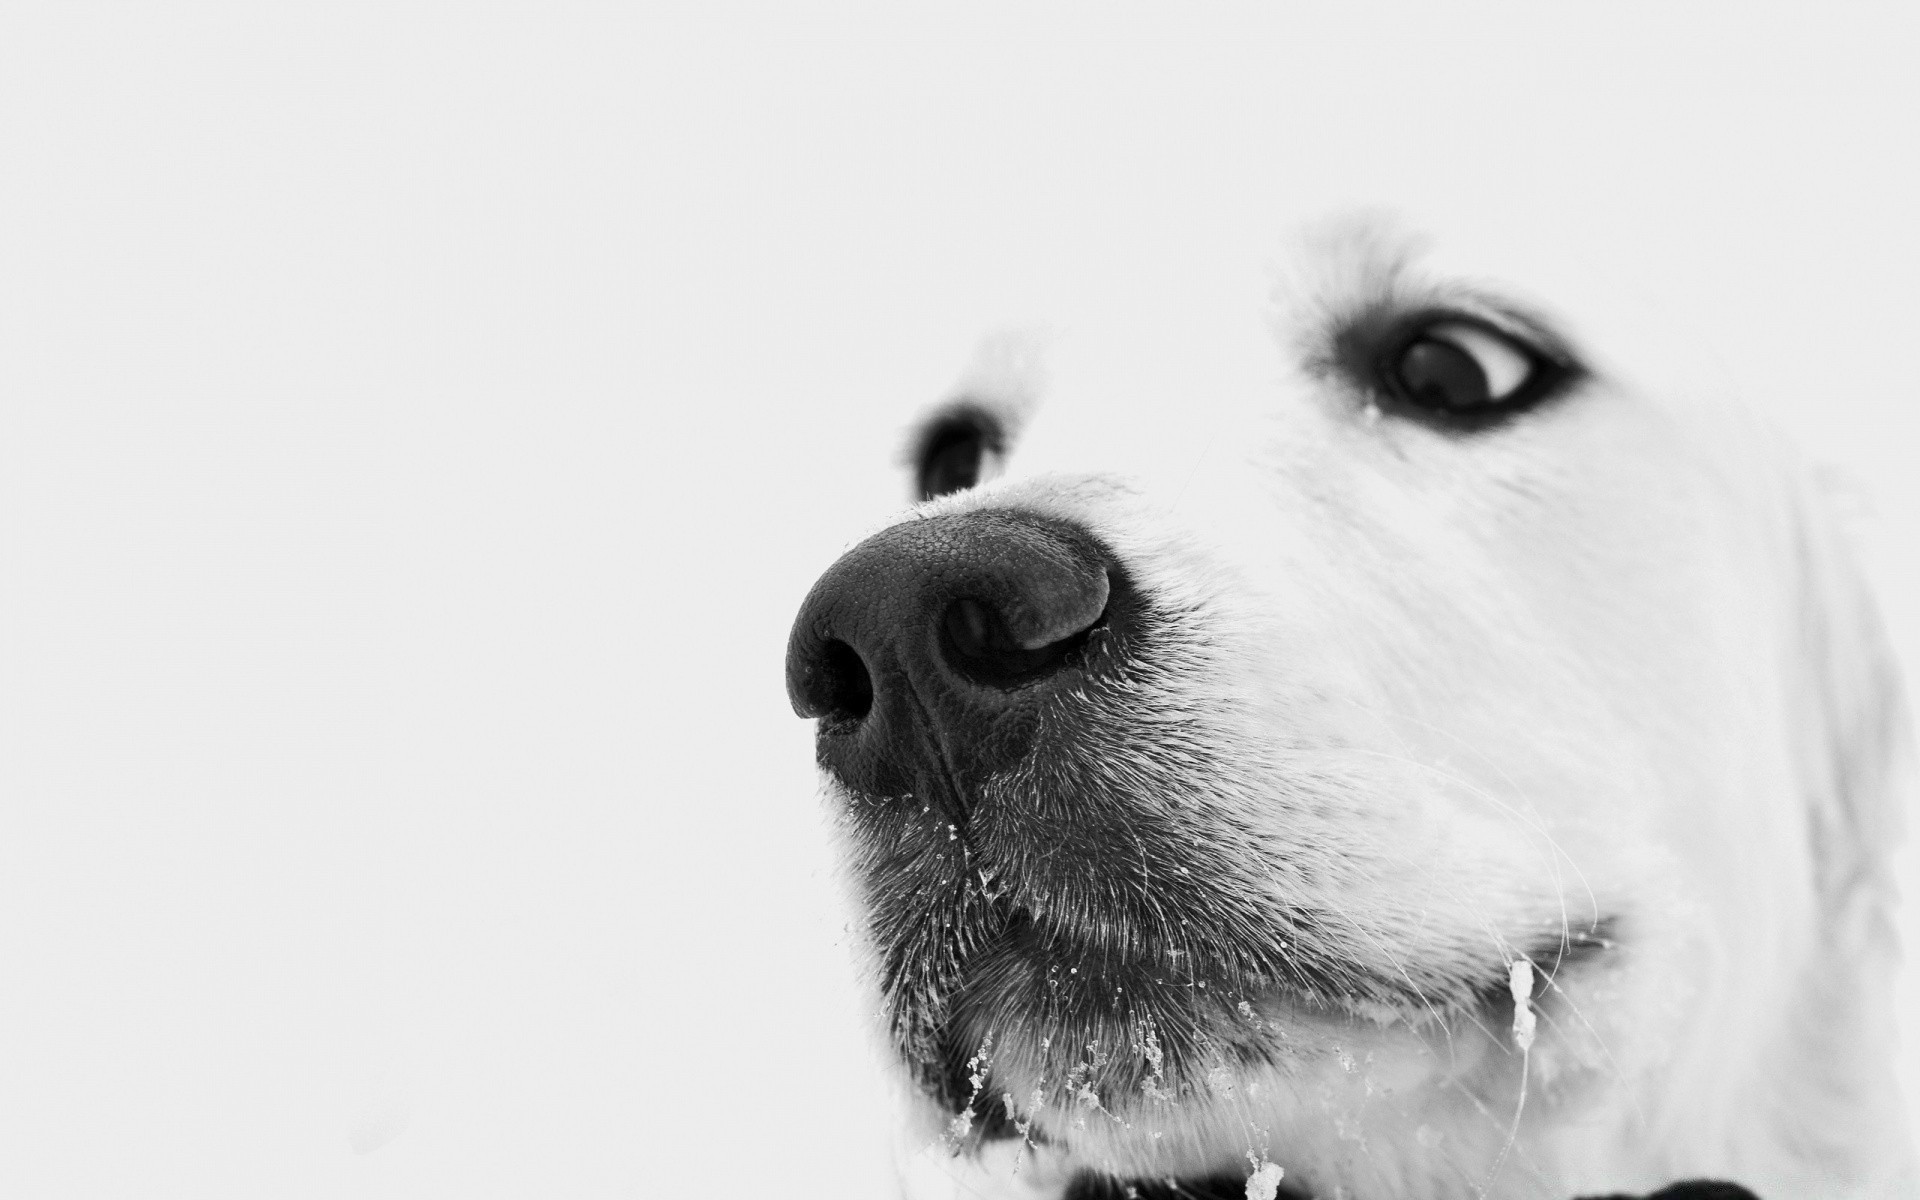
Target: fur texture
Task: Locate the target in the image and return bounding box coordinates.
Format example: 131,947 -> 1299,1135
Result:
799,218 -> 1914,1200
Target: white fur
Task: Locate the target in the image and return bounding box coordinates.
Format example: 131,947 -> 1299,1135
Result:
828,218 -> 1915,1200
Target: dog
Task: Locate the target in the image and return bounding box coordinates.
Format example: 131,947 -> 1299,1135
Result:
783,217 -> 1914,1200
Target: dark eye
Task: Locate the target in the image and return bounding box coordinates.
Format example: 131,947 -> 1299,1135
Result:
1386,319 -> 1558,415
914,411 -> 1002,501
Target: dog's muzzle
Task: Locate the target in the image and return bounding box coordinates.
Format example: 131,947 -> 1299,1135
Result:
784,510 -> 1117,809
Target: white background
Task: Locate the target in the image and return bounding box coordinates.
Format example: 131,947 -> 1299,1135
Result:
2,6 -> 1916,1197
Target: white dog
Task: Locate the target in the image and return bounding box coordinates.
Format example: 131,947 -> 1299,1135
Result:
784,218 -> 1914,1200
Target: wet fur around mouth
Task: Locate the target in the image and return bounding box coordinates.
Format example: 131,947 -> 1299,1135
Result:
832,665 -> 1623,1127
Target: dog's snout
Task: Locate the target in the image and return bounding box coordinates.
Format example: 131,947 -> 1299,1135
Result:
785,510 -> 1117,800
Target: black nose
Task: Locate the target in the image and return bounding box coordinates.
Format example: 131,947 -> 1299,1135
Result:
785,510 -> 1116,804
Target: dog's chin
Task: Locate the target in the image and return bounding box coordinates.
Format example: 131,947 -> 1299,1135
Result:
899,907 -> 1615,1191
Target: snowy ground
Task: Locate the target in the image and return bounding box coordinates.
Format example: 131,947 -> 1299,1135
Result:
2,7 -> 1916,1197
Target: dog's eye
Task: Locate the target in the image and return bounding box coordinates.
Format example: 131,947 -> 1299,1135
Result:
1388,320 -> 1552,414
915,412 -> 1002,501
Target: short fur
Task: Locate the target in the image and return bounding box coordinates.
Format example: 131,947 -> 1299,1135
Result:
800,218 -> 1914,1200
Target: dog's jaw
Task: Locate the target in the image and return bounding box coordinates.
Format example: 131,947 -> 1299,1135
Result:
882,974 -> 1635,1200
827,720 -> 1640,1199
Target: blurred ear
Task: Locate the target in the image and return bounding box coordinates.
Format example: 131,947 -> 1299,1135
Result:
1778,467 -> 1914,1176
1791,474 -> 1907,971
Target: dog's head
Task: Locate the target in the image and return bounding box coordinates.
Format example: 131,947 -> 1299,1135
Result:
784,219 -> 1912,1200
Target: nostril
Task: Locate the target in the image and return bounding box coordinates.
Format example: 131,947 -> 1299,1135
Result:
941,594 -> 1103,688
943,598 -> 1011,662
814,639 -> 873,722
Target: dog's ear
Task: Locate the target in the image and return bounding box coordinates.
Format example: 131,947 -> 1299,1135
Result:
1775,464 -> 1914,1170
1789,470 -> 1908,947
